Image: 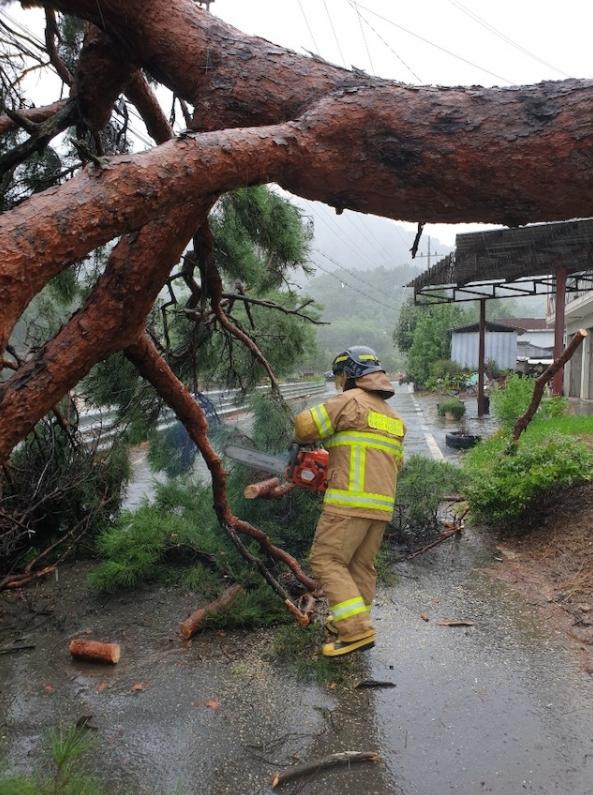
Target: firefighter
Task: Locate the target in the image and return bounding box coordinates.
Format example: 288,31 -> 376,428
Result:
293,346 -> 405,657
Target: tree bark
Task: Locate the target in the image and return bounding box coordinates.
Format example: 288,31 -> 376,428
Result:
0,203 -> 206,459
0,101 -> 68,135
179,584 -> 243,639
0,125 -> 290,354
69,639 -> 121,663
5,72 -> 593,354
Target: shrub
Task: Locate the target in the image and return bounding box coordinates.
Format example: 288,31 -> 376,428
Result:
430,359 -> 463,380
463,433 -> 593,526
490,374 -> 567,427
392,455 -> 467,534
438,398 -> 466,420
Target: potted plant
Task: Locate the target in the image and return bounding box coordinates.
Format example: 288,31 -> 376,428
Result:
438,397 -> 466,421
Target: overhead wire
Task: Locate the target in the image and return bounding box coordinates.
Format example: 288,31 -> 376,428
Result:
316,246 -> 397,302
350,0 -> 375,75
351,0 -> 513,85
314,251 -> 400,312
301,198 -> 383,269
346,0 -> 422,83
296,0 -> 320,54
322,0 -> 348,68
448,0 -> 571,79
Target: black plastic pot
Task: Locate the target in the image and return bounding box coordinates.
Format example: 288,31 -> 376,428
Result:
445,431 -> 481,449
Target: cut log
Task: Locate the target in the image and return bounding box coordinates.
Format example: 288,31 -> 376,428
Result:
179,583 -> 243,639
271,751 -> 380,788
69,639 -> 121,664
244,477 -> 296,499
244,477 -> 281,499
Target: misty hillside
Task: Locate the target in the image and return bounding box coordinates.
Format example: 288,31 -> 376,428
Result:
300,263 -> 422,372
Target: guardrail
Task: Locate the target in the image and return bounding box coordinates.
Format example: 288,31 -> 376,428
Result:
79,381 -> 328,445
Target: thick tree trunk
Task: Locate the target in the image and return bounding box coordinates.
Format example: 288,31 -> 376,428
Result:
0,203 -> 206,459
5,74 -> 593,353
0,126 -> 289,354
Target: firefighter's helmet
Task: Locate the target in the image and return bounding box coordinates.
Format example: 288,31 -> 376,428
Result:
331,346 -> 384,379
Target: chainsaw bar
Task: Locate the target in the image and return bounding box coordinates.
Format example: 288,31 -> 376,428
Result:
224,445 -> 288,476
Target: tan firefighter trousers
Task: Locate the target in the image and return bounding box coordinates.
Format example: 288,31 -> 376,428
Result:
309,511 -> 386,639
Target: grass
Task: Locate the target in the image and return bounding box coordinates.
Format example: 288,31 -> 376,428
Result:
520,413 -> 593,442
272,623 -> 361,685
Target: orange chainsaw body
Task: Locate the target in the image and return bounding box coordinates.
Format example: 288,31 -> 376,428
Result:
288,448 -> 329,492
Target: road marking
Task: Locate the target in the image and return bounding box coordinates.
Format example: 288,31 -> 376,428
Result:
411,396 -> 445,462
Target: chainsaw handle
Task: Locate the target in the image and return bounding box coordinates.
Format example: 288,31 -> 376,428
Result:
287,442 -> 300,471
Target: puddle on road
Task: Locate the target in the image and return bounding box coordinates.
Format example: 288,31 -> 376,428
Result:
0,564 -> 396,795
371,527 -> 593,795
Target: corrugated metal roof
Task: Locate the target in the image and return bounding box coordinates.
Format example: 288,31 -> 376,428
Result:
409,218 -> 593,289
494,317 -> 553,331
451,321 -> 524,334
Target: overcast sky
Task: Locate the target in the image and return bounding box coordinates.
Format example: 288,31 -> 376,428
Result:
5,0 -> 592,259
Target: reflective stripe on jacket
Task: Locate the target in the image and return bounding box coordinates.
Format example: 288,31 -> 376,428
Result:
293,372 -> 405,520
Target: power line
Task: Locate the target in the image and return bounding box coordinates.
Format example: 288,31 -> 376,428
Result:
314,249 -> 399,312
304,199 -> 384,270
316,246 -> 395,301
352,0 -> 513,85
322,0 -> 348,68
350,0 -> 375,75
296,0 -> 320,54
347,0 -> 422,83
346,213 -> 402,264
448,0 -> 571,79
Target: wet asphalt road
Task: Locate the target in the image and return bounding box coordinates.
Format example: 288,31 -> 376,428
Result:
2,384 -> 593,794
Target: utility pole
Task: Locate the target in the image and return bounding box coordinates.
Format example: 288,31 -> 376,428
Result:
427,235 -> 431,269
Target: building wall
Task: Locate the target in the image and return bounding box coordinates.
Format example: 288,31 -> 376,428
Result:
451,331 -> 517,370
522,329 -> 554,348
565,296 -> 593,399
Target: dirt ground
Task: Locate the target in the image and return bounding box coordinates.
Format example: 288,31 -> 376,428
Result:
489,481 -> 593,674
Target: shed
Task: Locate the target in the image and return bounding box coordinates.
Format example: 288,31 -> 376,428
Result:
450,321 -> 523,370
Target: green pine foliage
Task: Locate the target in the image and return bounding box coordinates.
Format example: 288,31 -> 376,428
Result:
0,726 -> 106,795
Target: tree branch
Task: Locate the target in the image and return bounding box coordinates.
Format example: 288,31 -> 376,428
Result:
123,331 -> 316,594
124,71 -> 173,144
0,202 -> 207,461
0,99 -> 77,178
44,8 -> 73,86
219,293 -> 326,325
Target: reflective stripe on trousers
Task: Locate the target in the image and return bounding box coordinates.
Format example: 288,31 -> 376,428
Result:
330,595 -> 369,622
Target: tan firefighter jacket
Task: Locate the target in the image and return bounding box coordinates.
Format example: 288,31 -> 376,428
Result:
293,372 -> 405,521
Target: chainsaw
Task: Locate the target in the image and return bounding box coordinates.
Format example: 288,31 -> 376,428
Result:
224,442 -> 329,494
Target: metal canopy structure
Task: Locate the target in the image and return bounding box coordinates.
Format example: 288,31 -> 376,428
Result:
409,218 -> 593,304
407,218 -> 593,411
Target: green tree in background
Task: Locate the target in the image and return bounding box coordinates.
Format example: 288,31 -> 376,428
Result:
407,303 -> 469,387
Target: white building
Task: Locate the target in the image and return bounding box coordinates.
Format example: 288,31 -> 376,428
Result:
450,321 -> 521,370
554,281 -> 593,399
